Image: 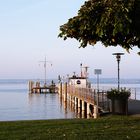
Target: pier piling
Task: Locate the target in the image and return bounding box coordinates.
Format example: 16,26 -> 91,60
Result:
58,82 -> 110,119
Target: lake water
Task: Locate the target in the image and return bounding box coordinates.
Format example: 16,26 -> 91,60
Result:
0,79 -> 140,121
0,79 -> 76,121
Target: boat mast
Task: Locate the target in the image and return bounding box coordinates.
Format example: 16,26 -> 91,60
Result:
39,56 -> 52,86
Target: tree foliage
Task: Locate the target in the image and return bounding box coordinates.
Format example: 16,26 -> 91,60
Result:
58,0 -> 140,54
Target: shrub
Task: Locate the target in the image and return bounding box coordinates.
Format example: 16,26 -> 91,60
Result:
107,88 -> 131,100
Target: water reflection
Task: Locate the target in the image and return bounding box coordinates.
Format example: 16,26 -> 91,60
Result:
28,93 -> 76,120
0,91 -> 90,121
58,95 -> 94,119
0,79 -> 139,121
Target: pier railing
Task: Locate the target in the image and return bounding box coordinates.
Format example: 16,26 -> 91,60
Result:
92,86 -> 140,101
58,83 -> 140,118
67,85 -> 110,113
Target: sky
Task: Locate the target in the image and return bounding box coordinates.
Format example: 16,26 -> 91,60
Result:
0,0 -> 140,79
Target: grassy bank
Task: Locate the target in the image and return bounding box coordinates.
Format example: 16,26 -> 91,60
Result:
0,116 -> 140,140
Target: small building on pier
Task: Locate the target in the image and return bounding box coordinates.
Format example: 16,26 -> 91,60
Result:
68,75 -> 91,88
68,65 -> 91,88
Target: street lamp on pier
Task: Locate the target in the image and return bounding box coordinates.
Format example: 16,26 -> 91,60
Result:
112,53 -> 124,92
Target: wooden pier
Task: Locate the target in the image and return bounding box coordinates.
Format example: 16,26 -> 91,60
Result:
28,81 -> 58,94
58,82 -> 110,118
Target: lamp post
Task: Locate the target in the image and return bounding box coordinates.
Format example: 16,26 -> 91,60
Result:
112,53 -> 124,92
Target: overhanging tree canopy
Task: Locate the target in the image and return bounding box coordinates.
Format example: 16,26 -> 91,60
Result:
58,0 -> 140,54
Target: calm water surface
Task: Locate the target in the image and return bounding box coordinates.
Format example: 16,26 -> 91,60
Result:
0,79 -> 140,121
0,80 -> 76,121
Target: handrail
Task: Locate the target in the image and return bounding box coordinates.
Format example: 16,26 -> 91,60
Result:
67,85 -> 110,112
